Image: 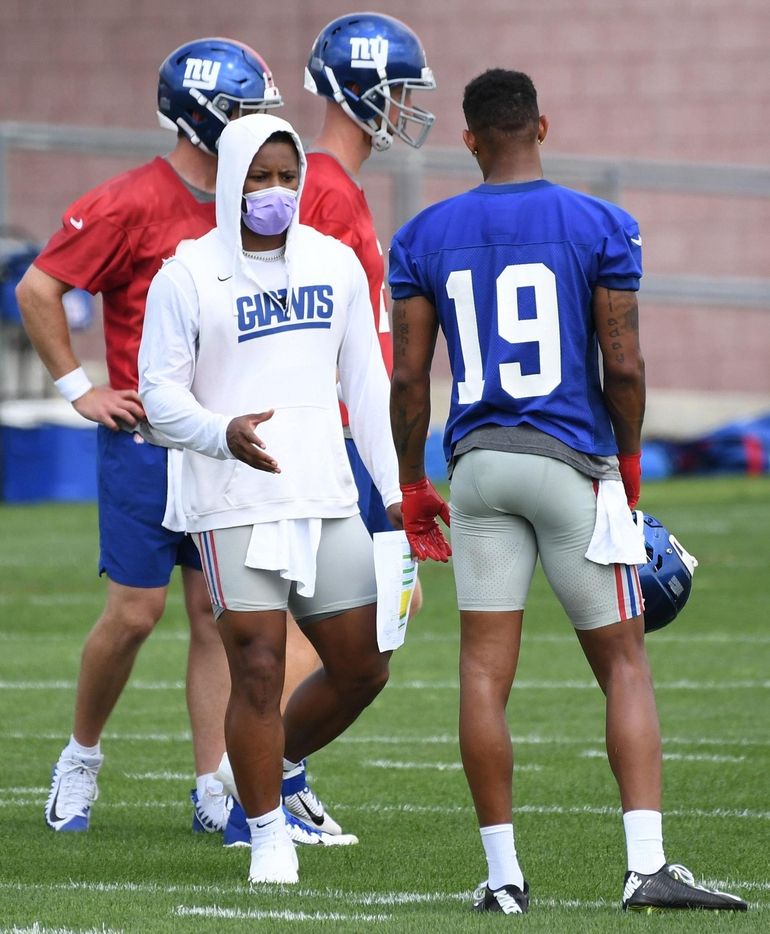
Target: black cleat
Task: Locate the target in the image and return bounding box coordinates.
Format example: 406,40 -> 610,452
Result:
622,863 -> 748,912
472,881 -> 530,914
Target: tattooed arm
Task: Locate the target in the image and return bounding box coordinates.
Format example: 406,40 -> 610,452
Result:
593,287 -> 646,455
389,295 -> 440,484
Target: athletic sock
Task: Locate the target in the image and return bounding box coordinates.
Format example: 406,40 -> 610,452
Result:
623,809 -> 666,874
480,823 -> 524,890
66,735 -> 102,760
195,772 -> 224,800
247,804 -> 284,843
282,758 -> 303,778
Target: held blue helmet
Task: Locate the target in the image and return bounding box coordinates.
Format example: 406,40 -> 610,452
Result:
157,38 -> 282,155
304,12 -> 436,151
633,512 -> 698,633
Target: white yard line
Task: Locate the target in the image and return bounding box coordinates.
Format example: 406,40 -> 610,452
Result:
0,681 -> 184,690
121,771 -> 190,780
0,629 -> 187,642
2,677 -> 768,690
2,729 -> 768,749
3,926 -> 123,934
391,679 -> 770,690
2,624 -> 768,643
362,759 -> 542,772
409,631 -> 770,645
3,796 -> 769,821
0,880 -> 765,915
580,749 -> 746,763
174,906 -> 390,922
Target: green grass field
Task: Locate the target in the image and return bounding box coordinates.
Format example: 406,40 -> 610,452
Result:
1,475 -> 768,932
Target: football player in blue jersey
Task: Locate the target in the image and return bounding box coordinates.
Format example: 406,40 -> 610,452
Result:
388,69 -> 747,915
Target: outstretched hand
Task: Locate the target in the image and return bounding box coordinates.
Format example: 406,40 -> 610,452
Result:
400,477 -> 452,562
226,411 -> 280,473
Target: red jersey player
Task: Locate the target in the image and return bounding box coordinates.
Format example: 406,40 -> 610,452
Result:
15,38 -> 318,838
301,13 -> 435,596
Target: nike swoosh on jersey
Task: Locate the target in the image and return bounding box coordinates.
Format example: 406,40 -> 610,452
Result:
218,275 -> 233,281
69,217 -> 84,230
630,235 -> 642,245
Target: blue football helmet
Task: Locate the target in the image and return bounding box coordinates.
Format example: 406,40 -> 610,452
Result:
157,38 -> 282,155
633,512 -> 698,633
304,12 -> 436,151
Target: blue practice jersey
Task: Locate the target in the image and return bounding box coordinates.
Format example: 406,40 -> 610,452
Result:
389,179 -> 642,463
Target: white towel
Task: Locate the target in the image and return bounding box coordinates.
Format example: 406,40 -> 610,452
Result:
585,479 -> 647,566
244,518 -> 323,598
162,447 -> 187,533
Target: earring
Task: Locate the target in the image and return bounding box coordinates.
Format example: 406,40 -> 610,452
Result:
472,149 -> 479,157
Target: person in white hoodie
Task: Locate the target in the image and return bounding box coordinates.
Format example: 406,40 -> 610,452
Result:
139,113 -> 401,885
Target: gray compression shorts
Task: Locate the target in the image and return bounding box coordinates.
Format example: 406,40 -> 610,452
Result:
449,449 -> 642,630
192,515 -> 377,624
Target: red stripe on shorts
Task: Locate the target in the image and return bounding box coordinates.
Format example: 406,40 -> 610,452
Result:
206,530 -> 227,609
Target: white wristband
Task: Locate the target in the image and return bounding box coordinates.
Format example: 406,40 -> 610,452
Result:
54,367 -> 93,403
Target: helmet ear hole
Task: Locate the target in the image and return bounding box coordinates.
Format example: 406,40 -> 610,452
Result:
633,512 -> 698,633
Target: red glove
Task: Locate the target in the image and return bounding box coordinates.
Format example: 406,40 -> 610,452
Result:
618,452 -> 642,508
400,477 -> 452,563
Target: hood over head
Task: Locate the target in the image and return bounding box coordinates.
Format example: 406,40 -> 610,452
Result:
214,113 -> 307,276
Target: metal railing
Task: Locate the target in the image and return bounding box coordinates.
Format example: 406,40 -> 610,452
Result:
1,120 -> 769,310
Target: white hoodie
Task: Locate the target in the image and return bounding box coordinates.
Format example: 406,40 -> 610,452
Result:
139,114 -> 400,532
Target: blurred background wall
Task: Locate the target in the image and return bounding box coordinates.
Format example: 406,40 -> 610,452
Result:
1,0 -> 768,437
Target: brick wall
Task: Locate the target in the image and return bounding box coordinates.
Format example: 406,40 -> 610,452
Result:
4,1 -> 768,161
1,0 -> 768,399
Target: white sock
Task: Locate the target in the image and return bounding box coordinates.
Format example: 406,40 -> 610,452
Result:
480,823 -> 524,890
196,772 -> 223,800
66,735 -> 101,760
282,758 -> 303,777
623,809 -> 666,874
247,804 -> 284,843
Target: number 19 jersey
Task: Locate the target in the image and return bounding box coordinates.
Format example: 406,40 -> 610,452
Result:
388,179 -> 642,463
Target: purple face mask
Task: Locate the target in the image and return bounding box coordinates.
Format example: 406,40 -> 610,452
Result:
241,186 -> 298,236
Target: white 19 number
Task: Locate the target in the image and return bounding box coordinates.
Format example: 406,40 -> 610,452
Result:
446,262 -> 561,402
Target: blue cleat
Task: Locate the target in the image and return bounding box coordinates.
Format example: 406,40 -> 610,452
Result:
224,800 -> 358,847
223,798 -> 250,847
282,760 -> 344,835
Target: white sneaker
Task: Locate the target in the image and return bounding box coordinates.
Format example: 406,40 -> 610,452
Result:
191,777 -> 232,833
282,760 -> 344,835
283,806 -> 358,846
218,753 -> 346,835
248,823 -> 299,885
44,751 -> 103,831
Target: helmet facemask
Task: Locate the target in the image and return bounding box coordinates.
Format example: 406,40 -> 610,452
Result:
354,71 -> 436,151
303,19 -> 436,153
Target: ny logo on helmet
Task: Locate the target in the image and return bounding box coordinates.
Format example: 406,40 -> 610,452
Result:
349,38 -> 389,70
183,58 -> 222,91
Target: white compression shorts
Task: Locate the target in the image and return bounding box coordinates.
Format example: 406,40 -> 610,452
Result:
192,515 -> 377,624
449,449 -> 642,630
